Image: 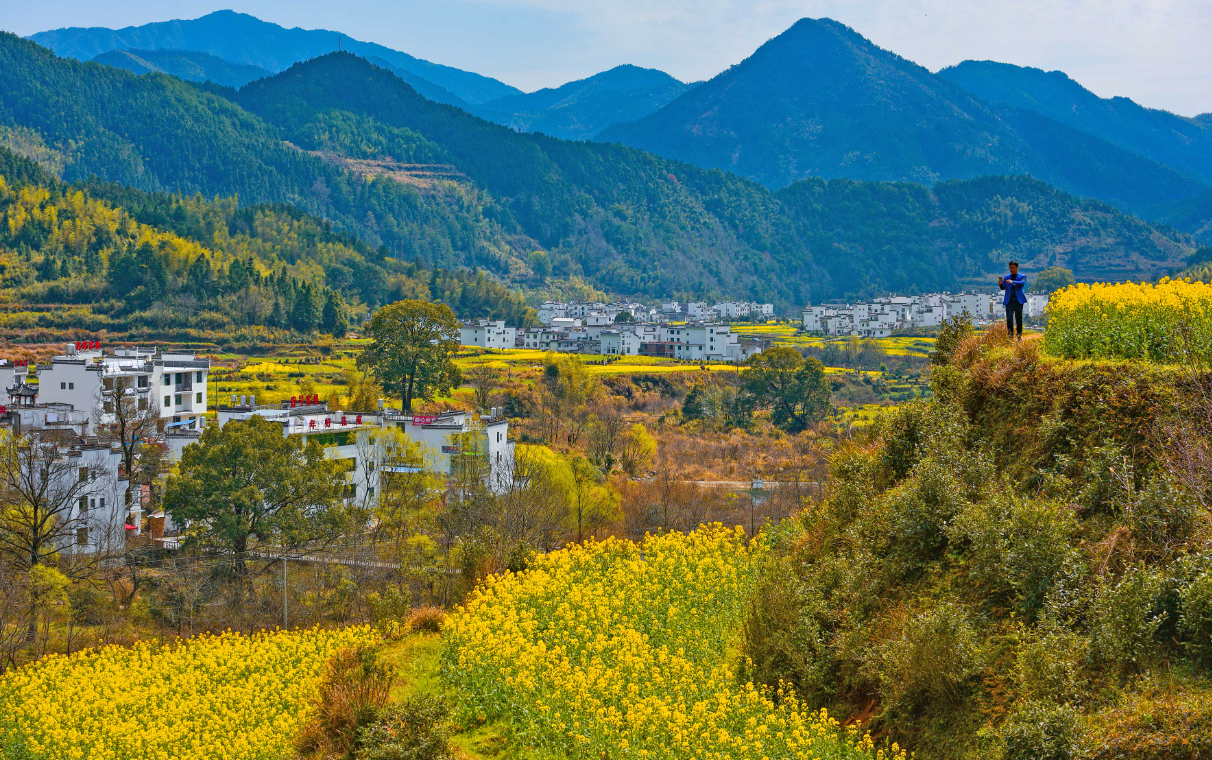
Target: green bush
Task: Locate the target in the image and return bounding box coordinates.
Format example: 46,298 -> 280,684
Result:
1179,569 -> 1212,667
1000,700 -> 1082,760
1091,565 -> 1166,675
948,494 -> 1077,617
871,601 -> 980,715
356,696 -> 452,760
1014,628 -> 1088,705
1128,474 -> 1200,559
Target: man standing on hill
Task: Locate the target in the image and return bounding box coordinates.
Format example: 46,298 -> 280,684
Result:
999,261 -> 1027,340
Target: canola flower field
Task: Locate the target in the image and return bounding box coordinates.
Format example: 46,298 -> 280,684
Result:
1044,278 -> 1212,364
0,626 -> 377,760
443,525 -> 901,760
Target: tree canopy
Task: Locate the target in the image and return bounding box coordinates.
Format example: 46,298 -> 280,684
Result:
743,347 -> 832,433
361,300 -> 462,411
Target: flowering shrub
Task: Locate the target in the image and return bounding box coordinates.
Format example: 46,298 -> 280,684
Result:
443,525 -> 901,759
1043,279 -> 1212,363
0,626 -> 377,760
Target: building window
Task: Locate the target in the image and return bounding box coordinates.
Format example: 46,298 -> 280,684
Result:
196,371 -> 203,382
78,467 -> 88,482
164,395 -> 171,407
60,382 -> 66,389
138,375 -> 148,388
196,392 -> 202,403
164,376 -> 170,387
99,498 -> 105,510
76,527 -> 88,546
68,382 -> 74,390
175,373 -> 182,384
138,397 -> 147,411
79,496 -> 87,512
90,497 -> 96,510
175,394 -> 182,406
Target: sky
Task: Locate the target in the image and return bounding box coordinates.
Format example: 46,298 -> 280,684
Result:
4,0 -> 1211,115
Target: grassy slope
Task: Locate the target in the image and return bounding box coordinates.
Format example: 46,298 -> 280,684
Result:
380,634 -> 554,760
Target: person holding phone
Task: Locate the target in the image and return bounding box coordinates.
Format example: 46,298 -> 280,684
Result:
999,261 -> 1027,340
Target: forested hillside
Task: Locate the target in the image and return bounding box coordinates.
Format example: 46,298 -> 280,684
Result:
91,48 -> 271,89
0,147 -> 533,344
0,36 -> 1197,304
598,18 -> 1207,218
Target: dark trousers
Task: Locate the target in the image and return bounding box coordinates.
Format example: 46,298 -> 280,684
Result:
1005,301 -> 1023,338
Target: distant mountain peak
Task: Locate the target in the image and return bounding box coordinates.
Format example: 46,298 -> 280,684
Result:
28,11 -> 520,105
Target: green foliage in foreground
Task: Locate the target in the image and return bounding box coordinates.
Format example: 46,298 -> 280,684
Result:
743,344 -> 1212,760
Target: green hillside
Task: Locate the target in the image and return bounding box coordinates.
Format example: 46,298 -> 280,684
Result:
90,48 -> 271,88
0,146 -> 532,344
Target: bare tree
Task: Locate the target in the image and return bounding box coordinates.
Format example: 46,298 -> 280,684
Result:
587,399 -> 627,470
492,448 -> 568,552
465,364 -> 502,410
0,431 -> 110,640
95,377 -> 162,524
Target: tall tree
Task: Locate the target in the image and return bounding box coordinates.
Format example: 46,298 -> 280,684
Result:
360,300 -> 462,411
743,347 -> 832,434
95,377 -> 163,522
163,416 -> 352,581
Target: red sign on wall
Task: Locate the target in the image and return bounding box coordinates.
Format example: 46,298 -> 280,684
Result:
411,415 -> 438,425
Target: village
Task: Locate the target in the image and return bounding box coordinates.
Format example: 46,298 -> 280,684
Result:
459,290 -> 1051,355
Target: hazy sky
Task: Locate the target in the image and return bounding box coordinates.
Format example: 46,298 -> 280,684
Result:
5,0 -> 1211,115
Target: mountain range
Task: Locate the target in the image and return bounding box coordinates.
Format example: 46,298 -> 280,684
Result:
598,19 -> 1206,221
29,9 -> 519,106
469,65 -> 695,141
0,30 -> 1197,307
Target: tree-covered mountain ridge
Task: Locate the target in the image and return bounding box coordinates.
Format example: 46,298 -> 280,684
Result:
0,146 -> 534,344
598,18 -> 1207,220
0,36 -> 1196,305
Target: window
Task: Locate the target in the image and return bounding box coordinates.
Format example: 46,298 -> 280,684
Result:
138,375 -> 148,388
164,375 -> 170,387
76,528 -> 88,546
68,382 -> 74,390
196,371 -> 203,382
78,467 -> 88,482
90,497 -> 96,510
175,394 -> 182,406
175,373 -> 182,384
164,395 -> 171,407
196,392 -> 202,403
99,498 -> 105,511
79,496 -> 87,513
60,382 -> 66,390
138,397 -> 147,411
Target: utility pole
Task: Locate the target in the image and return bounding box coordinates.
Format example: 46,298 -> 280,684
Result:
283,554 -> 288,628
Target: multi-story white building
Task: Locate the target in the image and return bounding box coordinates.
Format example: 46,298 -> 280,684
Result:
36,343 -> 210,433
460,320 -> 517,350
600,331 -> 642,356
1026,293 -> 1050,319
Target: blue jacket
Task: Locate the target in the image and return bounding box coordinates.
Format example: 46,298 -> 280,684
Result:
1000,272 -> 1027,305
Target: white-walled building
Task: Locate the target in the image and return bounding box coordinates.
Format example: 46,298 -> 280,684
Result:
1027,293 -> 1050,319
36,343 -> 210,433
460,320 -> 517,350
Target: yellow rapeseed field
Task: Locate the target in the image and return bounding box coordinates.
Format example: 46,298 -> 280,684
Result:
443,525 -> 902,760
0,626 -> 377,760
1044,278 -> 1212,363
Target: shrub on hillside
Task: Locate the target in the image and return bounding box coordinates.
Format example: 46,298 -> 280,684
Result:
1091,565 -> 1166,675
1014,628 -> 1089,705
295,646 -> 396,758
1179,569 -> 1212,667
948,494 -> 1077,617
870,601 -> 981,715
356,696 -> 452,760
406,606 -> 446,633
1000,700 -> 1082,760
